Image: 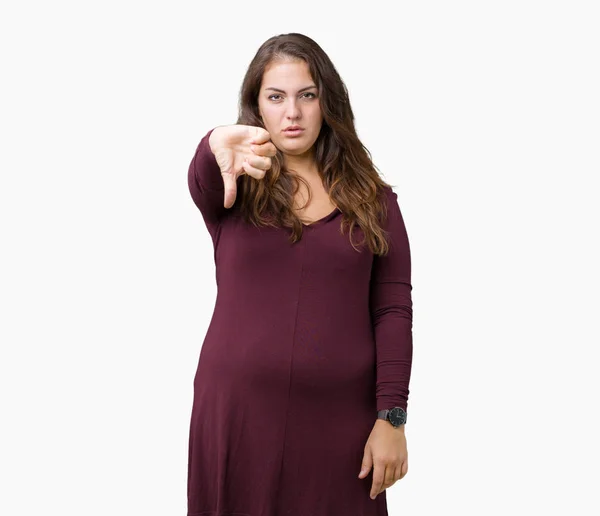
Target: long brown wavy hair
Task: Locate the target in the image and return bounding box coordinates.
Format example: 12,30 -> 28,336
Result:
234,32 -> 395,255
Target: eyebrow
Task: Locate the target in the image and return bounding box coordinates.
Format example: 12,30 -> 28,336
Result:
264,85 -> 317,93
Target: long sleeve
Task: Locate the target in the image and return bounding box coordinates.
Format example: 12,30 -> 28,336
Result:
187,127 -> 229,242
369,186 -> 414,414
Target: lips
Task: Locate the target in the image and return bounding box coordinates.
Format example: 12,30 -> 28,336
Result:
283,128 -> 304,137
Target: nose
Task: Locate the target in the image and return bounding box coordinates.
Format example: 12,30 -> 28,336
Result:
286,98 -> 301,121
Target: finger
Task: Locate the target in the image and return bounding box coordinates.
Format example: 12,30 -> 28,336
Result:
246,153 -> 272,172
393,463 -> 401,482
399,460 -> 408,479
249,126 -> 271,145
358,450 -> 373,479
221,173 -> 238,209
370,462 -> 384,499
242,159 -> 267,180
375,464 -> 391,496
251,142 -> 277,158
378,463 -> 400,495
382,463 -> 396,492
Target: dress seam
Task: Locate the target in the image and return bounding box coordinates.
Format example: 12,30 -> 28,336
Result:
274,236 -> 306,514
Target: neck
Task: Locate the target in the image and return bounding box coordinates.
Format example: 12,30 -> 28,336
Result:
284,150 -> 319,179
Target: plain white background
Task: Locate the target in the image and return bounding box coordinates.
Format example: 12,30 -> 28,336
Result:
1,1 -> 598,514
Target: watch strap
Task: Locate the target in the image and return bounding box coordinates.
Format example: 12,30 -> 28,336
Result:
377,407 -> 407,427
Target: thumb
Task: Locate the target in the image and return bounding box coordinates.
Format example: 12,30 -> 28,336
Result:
358,448 -> 373,479
222,173 -> 238,209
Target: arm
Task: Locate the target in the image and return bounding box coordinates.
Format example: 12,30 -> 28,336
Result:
369,186 -> 414,415
187,127 -> 229,241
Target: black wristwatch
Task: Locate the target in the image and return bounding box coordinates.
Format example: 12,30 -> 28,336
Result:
377,407 -> 407,428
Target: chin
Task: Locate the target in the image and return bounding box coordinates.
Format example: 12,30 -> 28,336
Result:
283,145 -> 312,155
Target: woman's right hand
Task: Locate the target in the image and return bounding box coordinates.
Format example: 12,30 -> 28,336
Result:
208,125 -> 277,209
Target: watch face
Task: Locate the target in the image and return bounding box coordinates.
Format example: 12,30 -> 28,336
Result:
389,407 -> 407,426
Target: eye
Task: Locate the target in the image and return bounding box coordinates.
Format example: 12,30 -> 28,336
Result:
267,92 -> 317,101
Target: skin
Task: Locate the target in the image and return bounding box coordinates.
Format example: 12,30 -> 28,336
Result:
256,58 -> 338,222
257,58 -> 324,179
208,57 -> 329,218
359,420 -> 409,499
208,124 -> 276,209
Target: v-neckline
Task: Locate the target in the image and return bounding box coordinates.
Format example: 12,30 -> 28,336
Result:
301,207 -> 341,228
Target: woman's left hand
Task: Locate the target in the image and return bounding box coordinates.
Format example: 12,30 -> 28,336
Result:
358,420 -> 408,499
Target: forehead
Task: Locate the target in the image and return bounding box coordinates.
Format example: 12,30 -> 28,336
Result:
261,59 -> 315,90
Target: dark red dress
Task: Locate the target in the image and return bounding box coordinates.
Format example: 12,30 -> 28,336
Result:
186,128 -> 413,516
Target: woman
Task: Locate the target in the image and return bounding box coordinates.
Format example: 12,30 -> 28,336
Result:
187,33 -> 413,516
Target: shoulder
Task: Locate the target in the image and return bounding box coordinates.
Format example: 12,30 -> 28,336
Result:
377,184 -> 399,213
376,184 -> 409,232
377,184 -> 397,200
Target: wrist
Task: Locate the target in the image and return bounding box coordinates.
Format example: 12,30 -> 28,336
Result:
377,407 -> 407,428
375,419 -> 405,430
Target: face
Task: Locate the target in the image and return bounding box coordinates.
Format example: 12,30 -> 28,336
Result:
257,59 -> 323,161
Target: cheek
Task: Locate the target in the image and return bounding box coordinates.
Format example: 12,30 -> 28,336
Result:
309,104 -> 323,121
260,107 -> 280,125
